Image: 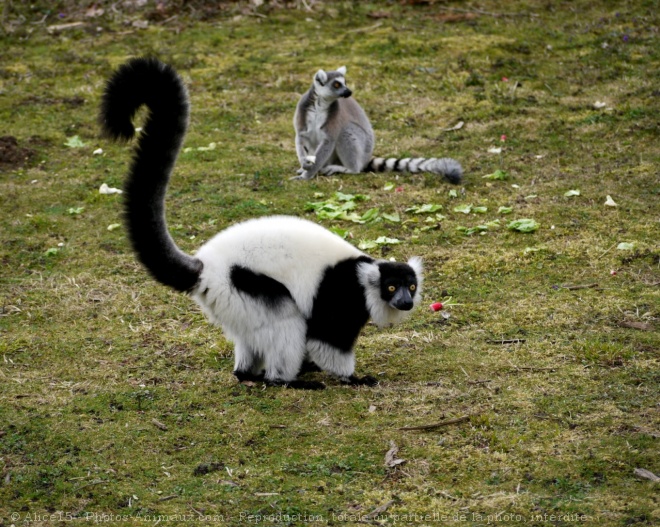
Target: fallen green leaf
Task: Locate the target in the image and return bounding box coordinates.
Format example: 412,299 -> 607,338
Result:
453,204 -> 472,214
381,212 -> 401,223
616,242 -> 634,250
456,224 -> 490,236
482,169 -> 509,180
564,189 -> 581,197
64,135 -> 86,148
357,240 -> 378,250
335,191 -> 368,202
507,218 -> 539,233
329,227 -> 350,239
406,203 -> 443,214
375,236 -> 400,245
498,206 -> 513,214
360,207 -> 381,223
358,236 -> 401,250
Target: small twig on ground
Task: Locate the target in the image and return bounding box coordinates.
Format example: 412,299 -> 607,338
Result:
47,21 -> 85,33
597,244 -> 617,259
364,500 -> 394,520
619,321 -> 654,331
512,366 -> 556,372
633,468 -> 660,482
399,414 -> 475,431
346,21 -> 383,34
488,338 -> 526,344
561,283 -> 600,290
437,6 -> 533,18
75,479 -> 107,491
151,418 -> 168,431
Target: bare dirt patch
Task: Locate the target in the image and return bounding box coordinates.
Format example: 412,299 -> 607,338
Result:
0,136 -> 36,169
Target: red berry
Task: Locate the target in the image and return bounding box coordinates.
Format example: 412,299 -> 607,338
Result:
430,302 -> 443,312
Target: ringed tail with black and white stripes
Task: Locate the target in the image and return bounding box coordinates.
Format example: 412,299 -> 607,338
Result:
365,156 -> 463,184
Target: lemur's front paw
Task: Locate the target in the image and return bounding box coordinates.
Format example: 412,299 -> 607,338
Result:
302,155 -> 316,169
290,170 -> 314,181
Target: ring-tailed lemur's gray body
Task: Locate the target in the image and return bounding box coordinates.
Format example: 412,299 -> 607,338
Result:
98,58 -> 423,391
293,67 -> 463,183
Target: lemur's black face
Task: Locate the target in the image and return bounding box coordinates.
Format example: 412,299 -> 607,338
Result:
378,262 -> 419,311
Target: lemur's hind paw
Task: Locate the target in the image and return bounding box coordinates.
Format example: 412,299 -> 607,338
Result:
298,361 -> 322,375
234,370 -> 265,383
342,374 -> 379,387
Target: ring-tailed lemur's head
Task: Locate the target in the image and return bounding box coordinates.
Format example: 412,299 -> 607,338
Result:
358,257 -> 423,327
314,67 -> 352,100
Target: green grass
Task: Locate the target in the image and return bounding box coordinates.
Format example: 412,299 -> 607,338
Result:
1,1 -> 658,525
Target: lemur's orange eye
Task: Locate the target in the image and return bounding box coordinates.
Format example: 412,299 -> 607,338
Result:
333,82 -> 341,89
388,285 -> 396,293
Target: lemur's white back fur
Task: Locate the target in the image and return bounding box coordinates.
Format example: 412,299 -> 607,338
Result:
194,216 -> 361,318
293,67 -> 463,183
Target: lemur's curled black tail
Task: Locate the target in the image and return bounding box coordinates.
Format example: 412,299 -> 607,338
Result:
365,157 -> 463,184
99,57 -> 203,292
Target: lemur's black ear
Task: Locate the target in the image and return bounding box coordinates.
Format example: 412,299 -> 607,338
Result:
315,69 -> 328,86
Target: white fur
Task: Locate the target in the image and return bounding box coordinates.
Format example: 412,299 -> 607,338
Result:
222,298 -> 306,383
407,256 -> 424,297
304,104 -> 327,148
337,66 -> 347,75
193,216 -> 361,318
306,339 -> 355,380
315,69 -> 328,85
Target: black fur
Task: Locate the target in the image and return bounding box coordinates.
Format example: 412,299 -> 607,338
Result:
306,256 -> 373,352
377,261 -> 418,303
230,265 -> 293,308
99,57 -> 203,293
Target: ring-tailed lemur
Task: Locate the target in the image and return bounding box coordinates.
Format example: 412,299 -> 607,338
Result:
293,66 -> 463,182
99,58 -> 423,390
